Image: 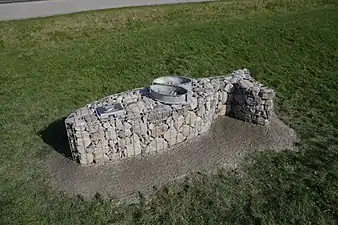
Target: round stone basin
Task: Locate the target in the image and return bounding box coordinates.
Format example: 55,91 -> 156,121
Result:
149,84 -> 188,104
152,76 -> 192,91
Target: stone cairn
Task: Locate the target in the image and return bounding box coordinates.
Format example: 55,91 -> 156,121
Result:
65,69 -> 275,165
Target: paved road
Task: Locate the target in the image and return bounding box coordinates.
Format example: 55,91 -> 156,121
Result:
0,0 -> 214,21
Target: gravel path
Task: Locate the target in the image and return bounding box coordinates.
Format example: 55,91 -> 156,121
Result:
47,116 -> 297,202
0,0 -> 214,21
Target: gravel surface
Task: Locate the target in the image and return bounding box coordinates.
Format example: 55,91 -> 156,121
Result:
47,115 -> 297,202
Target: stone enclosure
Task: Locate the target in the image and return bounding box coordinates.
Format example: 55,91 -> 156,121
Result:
65,69 -> 275,165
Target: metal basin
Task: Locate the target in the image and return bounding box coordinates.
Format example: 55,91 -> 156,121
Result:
152,76 -> 192,91
149,84 -> 188,104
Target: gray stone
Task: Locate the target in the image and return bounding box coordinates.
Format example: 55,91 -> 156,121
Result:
195,116 -> 204,128
188,95 -> 198,110
117,137 -> 130,149
180,125 -> 191,137
174,115 -> 185,129
87,124 -> 100,132
90,132 -> 101,141
79,153 -> 93,164
150,123 -> 169,136
77,145 -> 86,154
106,129 -> 117,140
219,104 -> 227,116
149,138 -> 168,152
125,102 -> 140,114
132,120 -> 147,135
239,79 -> 254,90
176,133 -> 185,143
102,121 -> 110,129
166,117 -> 175,128
76,137 -> 91,148
148,105 -> 172,122
164,127 -> 178,145
196,103 -> 205,117
115,118 -> 124,130
131,134 -> 142,155
108,140 -> 116,148
224,83 -> 234,93
125,101 -> 146,114
125,144 -> 134,157
220,91 -> 228,104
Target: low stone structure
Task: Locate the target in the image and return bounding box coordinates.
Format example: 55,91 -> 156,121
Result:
65,69 -> 275,165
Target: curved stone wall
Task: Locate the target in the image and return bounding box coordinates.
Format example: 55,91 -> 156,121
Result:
65,69 -> 275,165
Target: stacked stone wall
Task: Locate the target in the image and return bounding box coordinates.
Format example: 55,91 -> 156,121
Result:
65,69 -> 275,165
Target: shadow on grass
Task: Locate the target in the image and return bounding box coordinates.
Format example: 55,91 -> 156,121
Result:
39,117 -> 72,159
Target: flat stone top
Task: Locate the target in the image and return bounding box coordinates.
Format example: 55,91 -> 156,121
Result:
65,76 -> 231,125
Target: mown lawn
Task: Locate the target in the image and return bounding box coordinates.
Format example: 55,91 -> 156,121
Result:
0,0 -> 337,224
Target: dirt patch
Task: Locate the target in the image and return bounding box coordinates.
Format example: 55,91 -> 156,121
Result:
47,115 -> 297,201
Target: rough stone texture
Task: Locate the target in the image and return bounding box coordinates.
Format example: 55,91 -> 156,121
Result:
65,69 -> 275,165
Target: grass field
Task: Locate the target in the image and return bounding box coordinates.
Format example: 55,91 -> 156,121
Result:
0,0 -> 337,224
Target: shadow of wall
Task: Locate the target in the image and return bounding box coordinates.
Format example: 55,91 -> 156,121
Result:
39,117 -> 72,159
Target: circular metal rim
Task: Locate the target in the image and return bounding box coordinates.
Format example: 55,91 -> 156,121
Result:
149,84 -> 188,104
152,76 -> 192,91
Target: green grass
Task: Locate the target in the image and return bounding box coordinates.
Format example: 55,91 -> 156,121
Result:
0,0 -> 338,224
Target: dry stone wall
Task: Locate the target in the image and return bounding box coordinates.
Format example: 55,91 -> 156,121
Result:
65,69 -> 275,165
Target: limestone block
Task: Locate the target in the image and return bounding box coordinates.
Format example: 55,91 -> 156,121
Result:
164,127 -> 178,145
174,116 -> 185,129
149,138 -> 168,152
195,116 -> 204,129
131,134 -> 142,155
125,144 -> 134,157
185,111 -> 198,126
166,117 -> 175,128
93,152 -> 106,163
116,118 -> 124,130
148,105 -> 172,122
221,91 -> 228,104
238,79 -> 254,90
108,140 -> 116,148
79,153 -> 94,165
150,123 -> 169,137
76,138 -> 91,148
106,129 -> 117,140
132,119 -> 147,136
117,137 -> 130,149
180,125 -> 191,137
224,83 -> 234,93
176,133 -> 186,143
102,121 -> 110,129
219,104 -> 227,116
188,95 -> 198,110
77,145 -> 86,154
